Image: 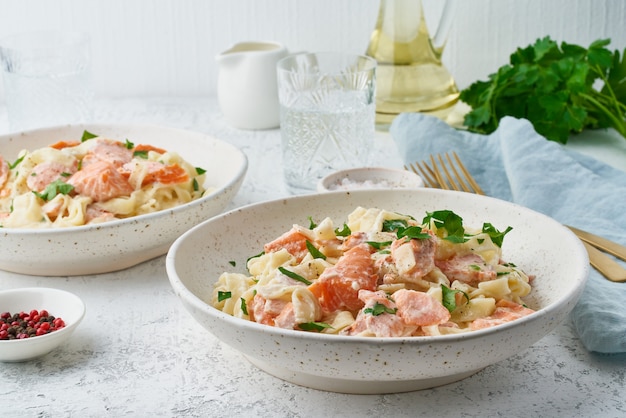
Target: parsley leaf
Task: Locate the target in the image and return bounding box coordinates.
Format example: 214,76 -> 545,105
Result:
382,218 -> 408,232
366,241 -> 393,250
482,223 -> 513,248
32,180 -> 74,201
396,225 -> 431,240
363,302 -> 397,316
305,241 -> 326,260
441,285 -> 470,313
81,130 -> 98,142
298,322 -> 333,332
217,291 -> 232,302
334,223 -> 351,237
422,210 -> 467,243
278,266 -> 312,285
9,155 -> 25,169
461,36 -> 626,143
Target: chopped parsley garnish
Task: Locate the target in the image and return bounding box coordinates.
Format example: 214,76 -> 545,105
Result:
278,266 -> 312,285
363,302 -> 397,316
307,216 -> 317,229
441,284 -> 470,313
382,218 -> 409,232
133,150 -> 149,159
306,241 -> 326,260
240,298 -> 248,315
192,178 -> 199,191
482,223 -> 513,248
397,225 -> 431,240
298,322 -> 333,332
228,260 -> 236,267
366,241 -> 392,250
81,130 -> 98,142
334,223 -> 351,237
195,167 -> 206,175
124,139 -> 134,149
423,210 -> 467,243
9,155 -> 25,169
217,291 -> 232,302
247,251 -> 264,264
32,180 -> 74,201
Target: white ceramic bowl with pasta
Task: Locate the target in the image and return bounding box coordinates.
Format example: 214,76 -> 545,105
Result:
166,189 -> 589,394
0,124 -> 247,276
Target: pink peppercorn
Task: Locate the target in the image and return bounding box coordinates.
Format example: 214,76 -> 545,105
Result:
0,309 -> 66,340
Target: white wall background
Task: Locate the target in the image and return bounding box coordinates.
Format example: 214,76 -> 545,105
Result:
0,0 -> 624,102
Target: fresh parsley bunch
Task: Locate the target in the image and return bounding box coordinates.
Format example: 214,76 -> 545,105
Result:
460,37 -> 626,144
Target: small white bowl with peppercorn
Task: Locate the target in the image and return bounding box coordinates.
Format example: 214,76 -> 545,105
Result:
0,287 -> 85,362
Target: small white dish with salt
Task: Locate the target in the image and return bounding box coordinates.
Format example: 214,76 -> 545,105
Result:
317,167 -> 424,192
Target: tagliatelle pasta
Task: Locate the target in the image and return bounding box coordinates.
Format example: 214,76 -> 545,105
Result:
212,207 -> 536,337
0,132 -> 210,228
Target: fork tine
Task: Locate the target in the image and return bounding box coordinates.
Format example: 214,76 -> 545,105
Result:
451,152 -> 485,195
436,153 -> 466,192
409,151 -> 485,196
429,155 -> 451,190
405,162 -> 439,188
443,152 -> 472,193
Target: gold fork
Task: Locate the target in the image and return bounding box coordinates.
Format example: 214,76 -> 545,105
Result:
406,152 -> 626,283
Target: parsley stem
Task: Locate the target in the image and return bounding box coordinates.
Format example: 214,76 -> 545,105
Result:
581,92 -> 626,137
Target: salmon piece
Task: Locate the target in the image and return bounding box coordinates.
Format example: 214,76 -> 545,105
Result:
308,243 -> 378,314
26,161 -> 77,192
393,289 -> 451,327
470,299 -> 535,330
68,160 -> 134,202
390,234 -> 437,280
141,163 -> 189,185
133,144 -> 167,154
86,138 -> 133,168
435,253 -> 497,286
85,205 -> 116,224
274,303 -> 297,330
249,294 -> 289,326
49,140 -> 80,150
0,156 -> 9,188
341,232 -> 369,251
264,228 -> 311,263
375,234 -> 437,284
342,290 -> 410,337
41,198 -> 64,221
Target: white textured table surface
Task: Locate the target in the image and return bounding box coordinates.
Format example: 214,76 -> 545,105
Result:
0,98 -> 625,418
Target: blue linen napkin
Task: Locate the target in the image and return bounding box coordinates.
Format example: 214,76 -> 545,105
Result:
390,112 -> 626,354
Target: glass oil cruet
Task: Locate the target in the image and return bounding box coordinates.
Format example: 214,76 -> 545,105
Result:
366,0 -> 459,129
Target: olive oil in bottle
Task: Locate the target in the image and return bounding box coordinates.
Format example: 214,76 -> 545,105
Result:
366,0 -> 459,128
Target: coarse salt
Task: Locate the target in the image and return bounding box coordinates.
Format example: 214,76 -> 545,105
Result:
328,177 -> 394,190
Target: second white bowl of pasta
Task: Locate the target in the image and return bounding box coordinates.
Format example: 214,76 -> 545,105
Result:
0,124 -> 247,276
166,189 -> 588,394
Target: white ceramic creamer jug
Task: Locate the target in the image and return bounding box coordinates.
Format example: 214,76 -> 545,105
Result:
216,41 -> 288,130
